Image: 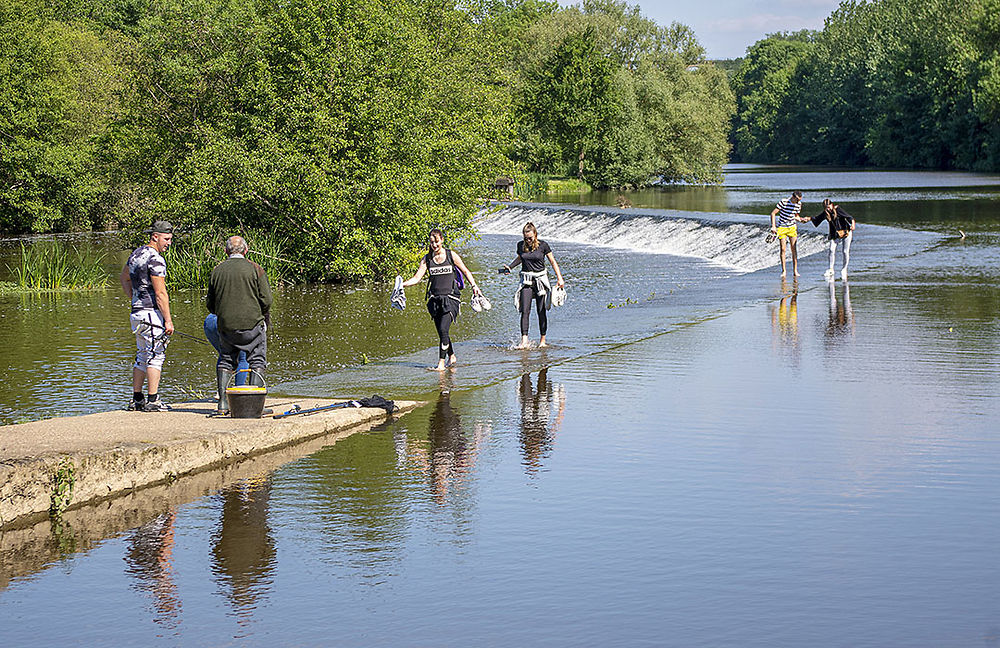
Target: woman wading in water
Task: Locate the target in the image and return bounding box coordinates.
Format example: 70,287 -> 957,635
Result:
501,222 -> 565,349
401,229 -> 482,371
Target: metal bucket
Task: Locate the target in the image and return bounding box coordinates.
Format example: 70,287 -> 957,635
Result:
226,370 -> 267,418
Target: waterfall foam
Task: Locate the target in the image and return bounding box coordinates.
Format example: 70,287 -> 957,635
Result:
476,203 -> 829,273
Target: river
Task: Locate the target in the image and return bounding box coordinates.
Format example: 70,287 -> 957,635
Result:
1,164 -> 999,646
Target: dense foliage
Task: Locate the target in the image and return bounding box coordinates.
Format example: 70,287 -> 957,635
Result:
730,0 -> 1000,170
504,0 -> 734,187
0,0 -> 124,233
1,0 -> 734,277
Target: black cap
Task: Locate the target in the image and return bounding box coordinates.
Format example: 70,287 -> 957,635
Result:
144,220 -> 174,234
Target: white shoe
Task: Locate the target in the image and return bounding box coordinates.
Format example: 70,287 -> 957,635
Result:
824,268 -> 834,280
143,399 -> 170,412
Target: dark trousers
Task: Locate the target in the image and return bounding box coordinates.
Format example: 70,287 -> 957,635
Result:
217,323 -> 267,372
427,295 -> 459,359
519,285 -> 547,336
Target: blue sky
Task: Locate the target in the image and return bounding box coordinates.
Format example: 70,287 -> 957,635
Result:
560,0 -> 843,60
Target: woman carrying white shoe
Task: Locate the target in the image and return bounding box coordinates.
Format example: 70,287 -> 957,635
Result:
810,199 -> 856,280
500,222 -> 565,349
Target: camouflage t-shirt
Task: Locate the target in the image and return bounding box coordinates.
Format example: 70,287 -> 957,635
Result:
126,245 -> 166,311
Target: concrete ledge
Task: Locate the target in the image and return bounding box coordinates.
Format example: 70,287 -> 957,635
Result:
0,397 -> 422,530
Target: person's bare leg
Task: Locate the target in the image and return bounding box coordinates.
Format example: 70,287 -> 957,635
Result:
447,353 -> 458,367
132,367 -> 146,392
790,237 -> 800,277
779,239 -> 787,277
538,335 -> 547,348
516,335 -> 531,349
146,367 -> 161,394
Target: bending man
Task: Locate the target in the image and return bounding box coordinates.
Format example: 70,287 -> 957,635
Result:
207,235 -> 273,413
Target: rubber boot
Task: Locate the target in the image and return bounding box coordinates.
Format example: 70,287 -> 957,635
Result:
248,368 -> 265,387
217,368 -> 233,413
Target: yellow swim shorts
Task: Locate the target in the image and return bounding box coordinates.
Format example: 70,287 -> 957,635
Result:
776,225 -> 797,239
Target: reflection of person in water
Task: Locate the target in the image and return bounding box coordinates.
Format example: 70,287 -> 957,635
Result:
425,390 -> 475,503
124,509 -> 182,630
826,279 -> 855,338
770,279 -> 801,362
395,375 -> 488,506
517,368 -> 566,476
211,476 -> 275,624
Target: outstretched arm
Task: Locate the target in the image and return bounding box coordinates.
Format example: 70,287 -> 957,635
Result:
546,252 -> 564,288
501,256 -> 522,273
451,252 -> 482,295
401,259 -> 427,287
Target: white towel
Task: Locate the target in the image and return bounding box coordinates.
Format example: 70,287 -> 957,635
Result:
390,275 -> 406,311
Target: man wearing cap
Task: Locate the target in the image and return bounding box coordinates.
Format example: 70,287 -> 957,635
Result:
207,235 -> 273,414
120,220 -> 174,412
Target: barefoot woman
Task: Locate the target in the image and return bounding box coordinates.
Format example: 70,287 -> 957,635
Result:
401,229 -> 483,370
501,222 -> 565,349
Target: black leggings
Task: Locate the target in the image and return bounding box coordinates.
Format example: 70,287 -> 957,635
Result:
519,285 -> 547,336
428,296 -> 458,359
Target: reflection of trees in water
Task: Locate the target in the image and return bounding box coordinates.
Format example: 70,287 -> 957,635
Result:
518,368 -> 566,476
123,509 -> 181,632
210,476 -> 275,627
303,419 -> 413,575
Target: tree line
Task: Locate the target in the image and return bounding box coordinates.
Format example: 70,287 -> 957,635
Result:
0,0 -> 734,279
730,0 -> 1000,170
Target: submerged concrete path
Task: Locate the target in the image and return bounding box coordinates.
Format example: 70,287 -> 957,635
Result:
0,397 -> 421,530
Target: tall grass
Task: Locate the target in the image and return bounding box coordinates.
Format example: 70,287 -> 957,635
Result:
166,229 -> 298,289
511,172 -> 550,200
9,241 -> 109,290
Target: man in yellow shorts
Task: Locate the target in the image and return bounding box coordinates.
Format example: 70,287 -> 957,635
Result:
770,191 -> 804,277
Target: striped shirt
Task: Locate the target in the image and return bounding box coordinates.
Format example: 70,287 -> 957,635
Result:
774,198 -> 802,228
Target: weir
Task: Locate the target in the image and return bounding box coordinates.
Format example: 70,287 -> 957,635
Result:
476,201 -> 831,272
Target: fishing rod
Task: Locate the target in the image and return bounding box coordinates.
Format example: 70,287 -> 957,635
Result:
140,320 -> 212,346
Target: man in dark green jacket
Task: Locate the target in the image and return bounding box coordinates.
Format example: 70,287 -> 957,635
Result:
207,235 -> 273,413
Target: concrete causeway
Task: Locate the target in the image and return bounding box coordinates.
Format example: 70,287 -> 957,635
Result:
0,397 -> 422,530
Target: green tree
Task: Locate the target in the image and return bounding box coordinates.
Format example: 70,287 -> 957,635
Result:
114,0 -> 512,279
520,27 -> 619,179
729,32 -> 815,163
512,0 -> 733,187
0,0 -> 123,233
731,0 -> 1000,172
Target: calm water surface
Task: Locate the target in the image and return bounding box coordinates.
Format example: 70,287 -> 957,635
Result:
1,165 -> 999,646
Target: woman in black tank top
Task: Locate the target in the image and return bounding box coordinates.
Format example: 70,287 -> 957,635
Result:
401,229 -> 483,371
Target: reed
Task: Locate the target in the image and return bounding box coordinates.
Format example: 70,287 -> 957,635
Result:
9,241 -> 109,291
166,229 -> 298,289
511,173 -> 550,200
165,231 -> 219,289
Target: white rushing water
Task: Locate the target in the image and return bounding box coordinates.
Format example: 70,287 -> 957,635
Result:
476,202 -> 831,273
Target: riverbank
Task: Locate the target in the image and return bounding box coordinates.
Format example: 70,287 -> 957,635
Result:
0,397 -> 421,530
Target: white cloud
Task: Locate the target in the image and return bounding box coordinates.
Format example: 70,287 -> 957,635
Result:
760,0 -> 840,8
707,13 -> 827,33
